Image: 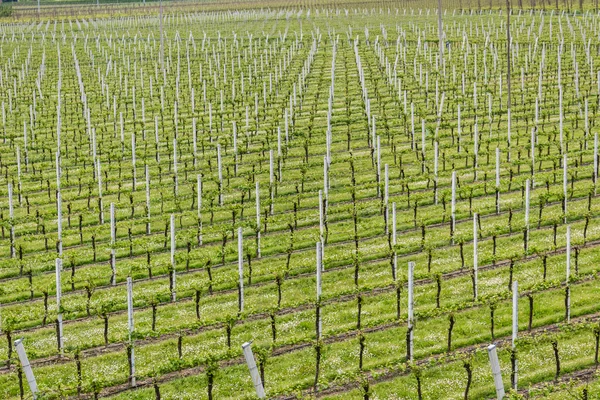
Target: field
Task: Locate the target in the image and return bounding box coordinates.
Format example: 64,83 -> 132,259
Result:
1,1 -> 600,399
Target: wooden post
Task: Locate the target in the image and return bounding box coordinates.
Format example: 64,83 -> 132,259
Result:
411,103 -> 416,150
238,227 -> 244,313
408,261 -> 415,362
495,148 -> 500,214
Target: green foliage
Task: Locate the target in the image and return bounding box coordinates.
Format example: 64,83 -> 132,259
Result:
0,4 -> 11,18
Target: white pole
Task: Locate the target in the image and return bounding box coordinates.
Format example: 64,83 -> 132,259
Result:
392,202 -> 397,279
525,179 -> 530,249
269,150 -> 274,215
8,183 -> 14,258
421,119 -> 426,159
507,108 -> 512,162
218,144 -> 223,206
126,276 -> 136,387
16,147 -> 22,205
411,103 -> 416,150
277,128 -> 282,181
127,277 -> 134,338
316,242 -> 322,338
451,171 -> 456,239
56,150 -> 61,191
146,166 -> 151,234
437,0 -> 444,64
563,154 -> 568,223
457,105 -> 462,152
173,139 -> 178,197
566,225 -> 571,323
131,132 -> 137,190
531,128 -> 536,182
256,181 -> 261,257
234,122 -> 239,176
97,159 -> 104,224
319,190 -> 324,245
110,203 -> 116,285
14,339 -> 38,399
197,174 -> 202,245
474,119 -> 479,180
585,98 -> 589,147
119,113 -> 125,154
238,227 -> 244,312
473,213 -> 478,300
170,214 -> 176,302
434,142 -> 439,204
193,118 -> 198,168
154,116 -> 160,163
512,280 -> 518,390
408,261 -> 414,362
242,342 -> 266,398
595,132 -> 598,195
377,136 -> 381,198
55,258 -> 63,355
392,202 -> 397,245
487,344 -> 505,400
559,86 -> 564,153
385,164 -> 389,234
57,186 -> 63,257
324,156 -> 329,203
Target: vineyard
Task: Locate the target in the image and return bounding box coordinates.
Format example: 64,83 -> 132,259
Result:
1,1 -> 600,399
